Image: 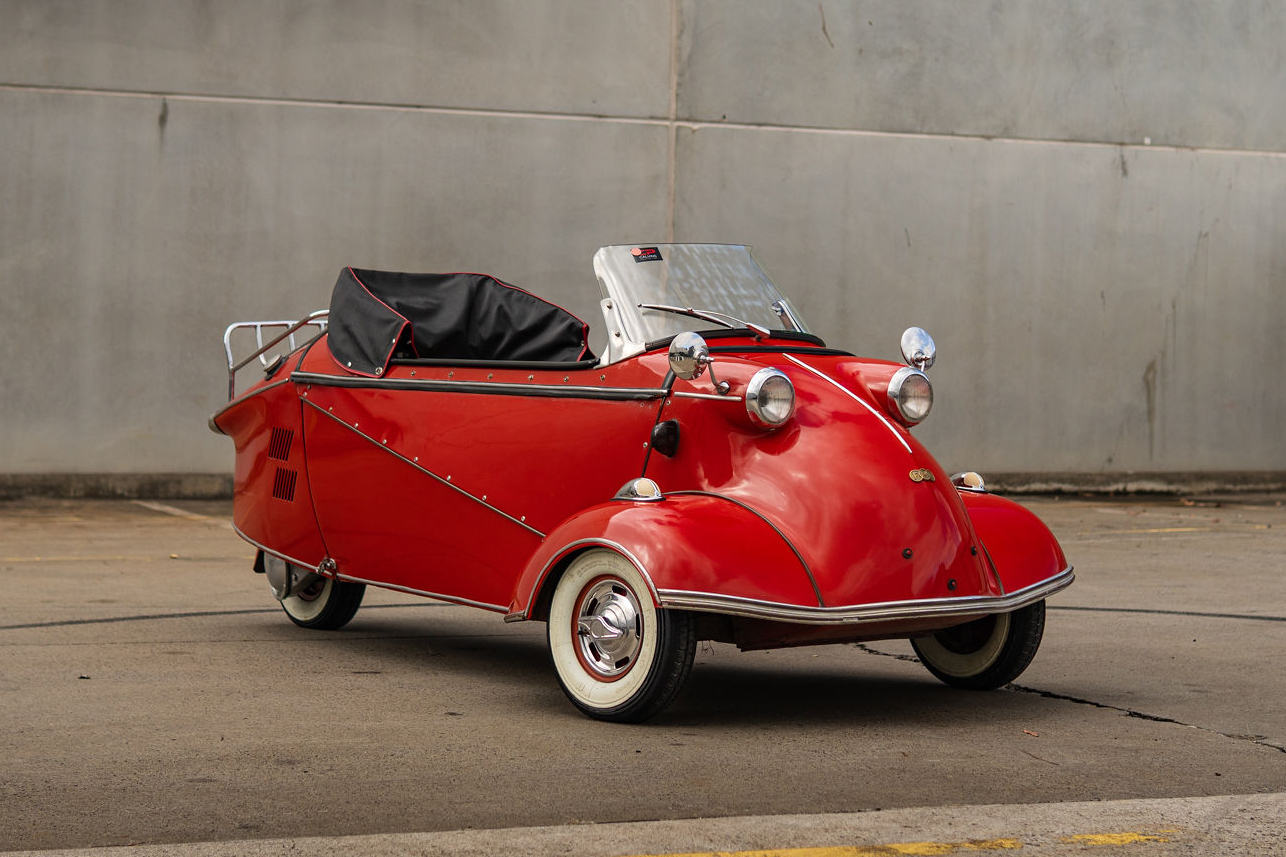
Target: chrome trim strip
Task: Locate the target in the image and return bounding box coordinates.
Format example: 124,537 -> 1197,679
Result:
981,542 -> 1005,595
209,377 -> 294,430
230,522 -> 320,573
666,489 -> 823,608
671,390 -> 744,402
783,353 -> 914,455
301,399 -> 546,538
293,371 -> 668,402
333,572 -> 508,613
656,567 -> 1074,625
510,537 -> 662,622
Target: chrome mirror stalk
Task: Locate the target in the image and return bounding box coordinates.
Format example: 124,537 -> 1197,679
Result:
900,327 -> 937,371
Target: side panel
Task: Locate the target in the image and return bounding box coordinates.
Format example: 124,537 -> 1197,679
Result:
510,494 -> 820,618
960,491 -> 1070,592
212,382 -> 327,567
300,401 -> 541,608
297,345 -> 668,609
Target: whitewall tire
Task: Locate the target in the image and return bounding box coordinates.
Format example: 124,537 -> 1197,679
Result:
911,601 -> 1046,689
547,549 -> 696,722
280,576 -> 365,630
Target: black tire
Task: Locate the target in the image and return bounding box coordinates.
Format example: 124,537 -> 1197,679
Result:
547,550 -> 697,722
281,576 -> 366,630
911,600 -> 1046,689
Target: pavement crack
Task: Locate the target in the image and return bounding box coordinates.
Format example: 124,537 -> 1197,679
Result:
0,601 -> 452,631
1051,604 -> 1286,624
854,643 -> 1286,755
1019,748 -> 1060,766
1007,684 -> 1286,755
852,642 -> 920,663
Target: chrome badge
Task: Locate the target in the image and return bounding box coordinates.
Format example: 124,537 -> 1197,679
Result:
909,468 -> 936,483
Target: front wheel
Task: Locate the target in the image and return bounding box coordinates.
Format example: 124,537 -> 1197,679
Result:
911,601 -> 1046,689
280,575 -> 366,630
547,550 -> 696,722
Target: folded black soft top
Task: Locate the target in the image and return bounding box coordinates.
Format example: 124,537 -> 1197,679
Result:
326,267 -> 592,377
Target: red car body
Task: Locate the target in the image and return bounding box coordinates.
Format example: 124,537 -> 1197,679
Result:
212,244 -> 1071,721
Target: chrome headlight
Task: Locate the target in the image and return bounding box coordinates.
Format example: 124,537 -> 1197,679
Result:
746,368 -> 795,428
888,367 -> 932,424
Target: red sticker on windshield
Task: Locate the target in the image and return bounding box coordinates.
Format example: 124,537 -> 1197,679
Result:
631,247 -> 663,263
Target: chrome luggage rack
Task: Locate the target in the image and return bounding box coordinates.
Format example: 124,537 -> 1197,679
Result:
223,310 -> 328,400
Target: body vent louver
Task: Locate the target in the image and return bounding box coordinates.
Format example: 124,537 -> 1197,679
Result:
268,426 -> 294,461
272,467 -> 297,502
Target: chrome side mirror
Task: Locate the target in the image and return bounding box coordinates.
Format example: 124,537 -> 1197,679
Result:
900,327 -> 936,371
668,331 -> 711,380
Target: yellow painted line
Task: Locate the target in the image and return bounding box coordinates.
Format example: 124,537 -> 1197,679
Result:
1061,831 -> 1173,845
630,829 -> 1181,856
628,838 -> 1023,857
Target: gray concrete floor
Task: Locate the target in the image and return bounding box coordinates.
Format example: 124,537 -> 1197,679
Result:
1,495 -> 1283,854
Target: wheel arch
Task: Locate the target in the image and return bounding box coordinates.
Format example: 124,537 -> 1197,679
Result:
522,538 -> 658,624
506,493 -> 820,622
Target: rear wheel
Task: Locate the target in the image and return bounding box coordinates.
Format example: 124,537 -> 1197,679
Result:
911,601 -> 1045,689
547,549 -> 696,722
280,576 -> 365,630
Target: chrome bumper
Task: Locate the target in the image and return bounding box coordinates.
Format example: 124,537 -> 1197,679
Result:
656,567 -> 1074,625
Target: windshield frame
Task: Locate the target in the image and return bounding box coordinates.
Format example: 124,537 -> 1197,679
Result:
592,243 -> 812,365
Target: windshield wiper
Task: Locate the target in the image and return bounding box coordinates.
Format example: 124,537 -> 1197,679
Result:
636,303 -> 771,337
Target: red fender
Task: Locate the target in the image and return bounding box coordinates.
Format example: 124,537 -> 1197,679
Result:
960,492 -> 1070,593
507,492 -> 820,620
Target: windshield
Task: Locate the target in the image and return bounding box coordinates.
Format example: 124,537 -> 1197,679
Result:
592,244 -> 811,361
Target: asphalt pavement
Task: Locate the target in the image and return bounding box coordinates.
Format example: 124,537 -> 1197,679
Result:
1,494 -> 1283,855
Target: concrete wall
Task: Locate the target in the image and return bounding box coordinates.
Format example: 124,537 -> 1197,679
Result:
2,1 -> 1283,487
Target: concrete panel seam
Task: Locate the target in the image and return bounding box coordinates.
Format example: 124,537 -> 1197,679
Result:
670,118 -> 1286,159
0,82 -> 671,129
666,0 -> 680,242
11,82 -> 1286,158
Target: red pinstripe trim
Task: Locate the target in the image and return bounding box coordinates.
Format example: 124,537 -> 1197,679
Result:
346,267 -> 416,366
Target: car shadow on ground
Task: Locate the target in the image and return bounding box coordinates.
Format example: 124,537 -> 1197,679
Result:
316,609 -> 1054,727
666,657 -> 1050,728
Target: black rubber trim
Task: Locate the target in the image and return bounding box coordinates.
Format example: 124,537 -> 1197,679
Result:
389,356 -> 599,371
291,371 -> 667,402
707,345 -> 853,357
644,329 -> 829,352
293,332 -> 323,370
640,371 -> 680,473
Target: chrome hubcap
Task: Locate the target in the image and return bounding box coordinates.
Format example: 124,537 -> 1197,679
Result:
575,579 -> 643,678
295,577 -> 326,602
